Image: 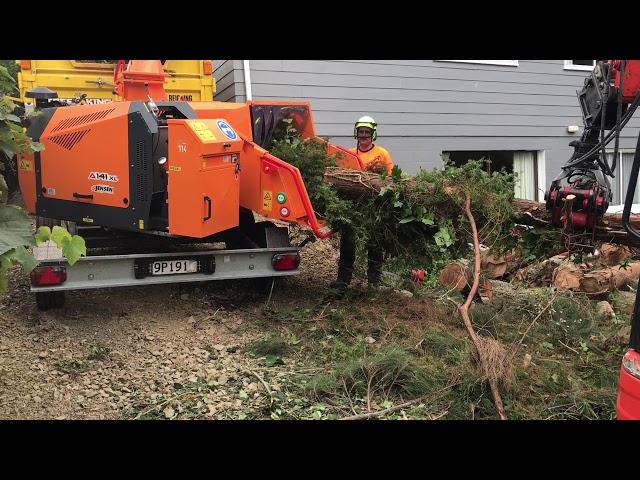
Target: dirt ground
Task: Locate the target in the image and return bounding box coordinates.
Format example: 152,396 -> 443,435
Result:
0,237 -> 343,420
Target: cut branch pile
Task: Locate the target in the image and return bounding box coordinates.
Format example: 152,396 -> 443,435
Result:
325,167 -> 640,246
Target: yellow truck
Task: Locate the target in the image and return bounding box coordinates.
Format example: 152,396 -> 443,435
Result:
4,60 -> 215,198
16,60 -> 215,106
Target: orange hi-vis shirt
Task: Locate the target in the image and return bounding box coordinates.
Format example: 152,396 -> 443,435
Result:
349,145 -> 394,175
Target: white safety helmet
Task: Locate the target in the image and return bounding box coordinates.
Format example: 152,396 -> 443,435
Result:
354,115 -> 377,141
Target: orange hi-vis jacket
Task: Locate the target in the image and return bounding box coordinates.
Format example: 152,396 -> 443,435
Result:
349,144 -> 394,175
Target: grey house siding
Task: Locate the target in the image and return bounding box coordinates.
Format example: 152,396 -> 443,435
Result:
215,60 -> 640,193
213,60 -> 247,103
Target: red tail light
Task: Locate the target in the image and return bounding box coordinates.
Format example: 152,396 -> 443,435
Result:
30,266 -> 67,286
622,350 -> 640,380
272,253 -> 300,271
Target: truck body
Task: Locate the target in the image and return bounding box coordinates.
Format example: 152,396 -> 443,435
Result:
17,60 -> 215,106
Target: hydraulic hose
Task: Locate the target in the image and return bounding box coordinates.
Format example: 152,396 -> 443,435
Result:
622,129 -> 640,350
563,91 -> 640,171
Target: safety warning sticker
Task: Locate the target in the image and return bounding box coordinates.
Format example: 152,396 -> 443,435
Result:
262,190 -> 273,211
18,158 -> 33,172
190,121 -> 216,141
217,120 -> 237,140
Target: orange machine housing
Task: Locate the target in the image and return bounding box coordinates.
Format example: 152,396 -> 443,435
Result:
190,100 -> 362,237
38,102 -> 130,209
19,96 -> 363,239
166,119 -> 242,237
113,60 -> 168,102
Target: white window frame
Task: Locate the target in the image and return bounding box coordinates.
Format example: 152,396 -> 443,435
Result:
536,150 -> 546,203
441,149 -> 540,201
606,149 -> 640,213
563,60 -> 596,71
436,60 -> 519,67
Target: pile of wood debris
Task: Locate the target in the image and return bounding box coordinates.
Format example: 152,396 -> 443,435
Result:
439,242 -> 640,299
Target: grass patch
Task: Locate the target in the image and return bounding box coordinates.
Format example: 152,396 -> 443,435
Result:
87,341 -> 111,361
55,360 -> 90,375
305,345 -> 450,404
244,279 -> 621,419
247,334 -> 290,357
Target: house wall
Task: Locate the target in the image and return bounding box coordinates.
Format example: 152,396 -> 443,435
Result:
214,60 -> 640,200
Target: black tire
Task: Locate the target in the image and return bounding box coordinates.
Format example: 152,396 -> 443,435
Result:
224,208 -> 259,249
251,275 -> 284,296
35,291 -> 65,311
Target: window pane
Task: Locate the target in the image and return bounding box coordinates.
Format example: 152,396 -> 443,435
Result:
606,153 -> 621,204
571,60 -> 595,66
620,152 -> 640,204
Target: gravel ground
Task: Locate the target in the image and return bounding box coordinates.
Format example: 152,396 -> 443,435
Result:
0,237 -> 341,420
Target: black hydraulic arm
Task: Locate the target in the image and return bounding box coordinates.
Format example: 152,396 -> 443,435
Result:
622,131 -> 640,351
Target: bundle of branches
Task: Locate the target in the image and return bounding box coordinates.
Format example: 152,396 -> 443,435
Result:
270,122 -> 519,267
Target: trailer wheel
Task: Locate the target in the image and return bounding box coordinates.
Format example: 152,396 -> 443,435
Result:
253,276 -> 283,296
35,291 -> 65,311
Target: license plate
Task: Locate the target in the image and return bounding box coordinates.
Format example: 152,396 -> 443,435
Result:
151,259 -> 198,275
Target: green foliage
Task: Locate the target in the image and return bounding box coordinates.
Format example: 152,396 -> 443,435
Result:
0,204 -> 34,255
271,124 -> 518,269
0,205 -> 36,283
270,120 -> 356,233
0,61 -> 19,85
306,346 -> 441,401
87,342 -> 111,361
55,360 -> 90,375
34,225 -> 86,266
0,63 -> 17,97
0,64 -> 42,159
248,334 -> 290,358
0,63 -> 50,291
517,227 -> 563,262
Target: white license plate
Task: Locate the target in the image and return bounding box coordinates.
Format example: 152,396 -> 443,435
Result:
151,260 -> 198,275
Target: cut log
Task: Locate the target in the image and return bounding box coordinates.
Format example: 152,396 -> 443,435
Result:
439,259 -> 470,291
512,254 -> 568,287
579,262 -> 640,294
438,259 -> 500,302
511,198 -> 640,245
479,279 -> 494,304
598,243 -> 632,267
481,251 -> 520,279
552,263 -> 584,290
542,260 -> 640,294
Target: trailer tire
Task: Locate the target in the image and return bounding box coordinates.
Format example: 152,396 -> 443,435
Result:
35,291 -> 65,310
253,276 -> 283,296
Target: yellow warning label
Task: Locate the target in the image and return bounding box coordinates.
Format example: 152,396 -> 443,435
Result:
138,219 -> 144,230
169,165 -> 182,172
18,158 -> 32,172
196,129 -> 216,141
82,217 -> 94,223
190,121 -> 216,141
262,190 -> 273,211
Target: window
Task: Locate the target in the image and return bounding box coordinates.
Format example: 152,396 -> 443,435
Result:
564,60 -> 596,71
436,60 -> 519,67
441,150 -> 539,201
606,150 -> 640,212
